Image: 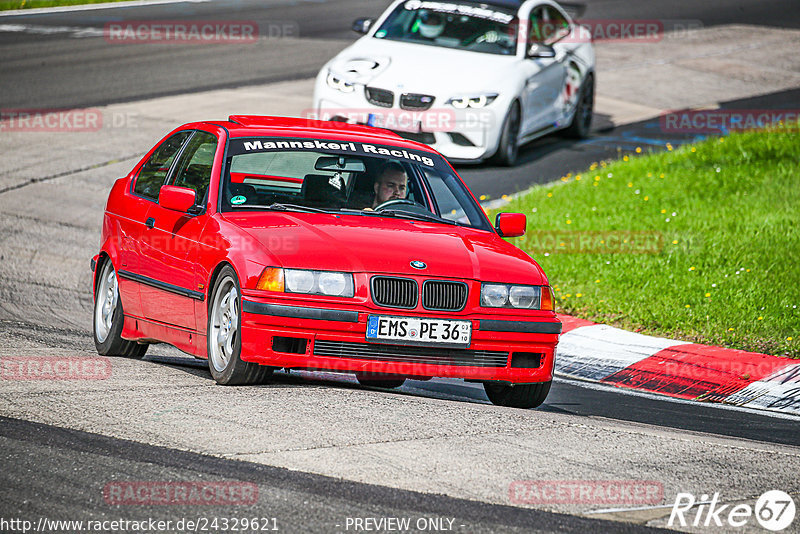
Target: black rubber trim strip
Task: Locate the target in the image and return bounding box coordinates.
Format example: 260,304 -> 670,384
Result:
242,301 -> 359,323
479,319 -> 562,334
117,270 -> 205,301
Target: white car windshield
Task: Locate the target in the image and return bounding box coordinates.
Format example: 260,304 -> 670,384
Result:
221,137 -> 492,231
374,0 -> 518,55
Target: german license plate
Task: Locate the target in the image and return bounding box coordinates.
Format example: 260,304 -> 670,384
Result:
366,315 -> 471,348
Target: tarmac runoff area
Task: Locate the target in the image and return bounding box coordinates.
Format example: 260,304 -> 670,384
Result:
0,24 -> 799,530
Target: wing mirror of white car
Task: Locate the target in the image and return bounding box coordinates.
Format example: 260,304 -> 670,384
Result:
352,18 -> 374,34
527,43 -> 556,59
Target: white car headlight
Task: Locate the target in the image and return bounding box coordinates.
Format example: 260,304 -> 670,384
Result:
326,71 -> 355,93
258,267 -> 355,297
481,283 -> 541,309
447,94 -> 498,109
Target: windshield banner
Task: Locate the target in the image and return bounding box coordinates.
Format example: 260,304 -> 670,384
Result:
230,137 -> 440,168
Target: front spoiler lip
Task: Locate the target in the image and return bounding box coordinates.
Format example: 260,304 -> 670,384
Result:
240,334 -> 556,382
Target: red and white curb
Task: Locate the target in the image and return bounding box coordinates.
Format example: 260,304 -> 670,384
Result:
555,315 -> 800,416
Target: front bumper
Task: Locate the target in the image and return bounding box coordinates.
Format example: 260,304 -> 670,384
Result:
313,81 -> 506,162
239,297 -> 559,384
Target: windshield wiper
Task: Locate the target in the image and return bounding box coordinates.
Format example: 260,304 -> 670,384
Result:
337,208 -> 374,216
378,209 -> 459,226
265,203 -> 331,214
229,202 -> 331,213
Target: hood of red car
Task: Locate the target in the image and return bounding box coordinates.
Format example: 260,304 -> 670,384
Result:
224,212 -> 545,285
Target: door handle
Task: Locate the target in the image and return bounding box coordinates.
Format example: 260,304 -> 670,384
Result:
145,217 -> 155,229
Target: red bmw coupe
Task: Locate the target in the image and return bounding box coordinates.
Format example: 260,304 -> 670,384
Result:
92,116 -> 560,408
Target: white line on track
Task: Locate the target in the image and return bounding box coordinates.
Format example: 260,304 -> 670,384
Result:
0,0 -> 209,17
555,374 -> 800,422
0,23 -> 104,36
585,502 -> 705,515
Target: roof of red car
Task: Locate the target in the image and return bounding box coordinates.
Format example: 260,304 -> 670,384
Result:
199,115 -> 436,154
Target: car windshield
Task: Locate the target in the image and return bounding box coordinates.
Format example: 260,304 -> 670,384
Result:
373,0 -> 518,55
221,137 -> 492,231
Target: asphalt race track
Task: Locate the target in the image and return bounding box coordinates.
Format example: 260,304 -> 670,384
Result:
1,0 -> 799,109
1,0 -> 799,532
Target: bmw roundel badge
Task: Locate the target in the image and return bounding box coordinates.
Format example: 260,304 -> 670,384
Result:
410,260 -> 427,270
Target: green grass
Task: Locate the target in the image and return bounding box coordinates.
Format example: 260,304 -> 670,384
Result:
499,130 -> 800,357
0,0 -> 133,10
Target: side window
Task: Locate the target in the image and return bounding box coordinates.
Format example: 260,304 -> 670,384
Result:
134,131 -> 191,200
169,131 -> 218,204
421,168 -> 485,228
528,7 -> 545,45
541,7 -> 570,44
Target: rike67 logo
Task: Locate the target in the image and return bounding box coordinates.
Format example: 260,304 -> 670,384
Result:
669,490 -> 796,531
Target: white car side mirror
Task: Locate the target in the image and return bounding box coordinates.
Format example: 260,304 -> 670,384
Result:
527,43 -> 556,59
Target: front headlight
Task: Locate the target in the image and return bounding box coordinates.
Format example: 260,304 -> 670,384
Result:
446,93 -> 498,109
326,71 -> 355,93
481,283 -> 545,309
257,268 -> 355,297
480,284 -> 509,307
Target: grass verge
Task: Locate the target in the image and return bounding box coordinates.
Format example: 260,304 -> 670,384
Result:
0,0 -> 133,10
499,129 -> 799,357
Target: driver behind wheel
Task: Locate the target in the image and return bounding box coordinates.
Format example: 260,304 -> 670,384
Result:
417,10 -> 445,40
372,161 -> 408,208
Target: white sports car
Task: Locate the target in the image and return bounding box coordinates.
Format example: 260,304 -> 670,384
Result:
313,0 -> 595,165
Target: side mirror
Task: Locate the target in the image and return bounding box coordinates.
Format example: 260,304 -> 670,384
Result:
352,17 -> 374,34
495,213 -> 526,238
527,43 -> 556,59
159,185 -> 196,213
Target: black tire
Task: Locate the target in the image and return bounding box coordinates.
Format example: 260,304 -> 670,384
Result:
93,258 -> 147,358
563,74 -> 594,139
207,265 -> 274,385
483,381 -> 551,409
356,373 -> 406,389
491,101 -> 521,166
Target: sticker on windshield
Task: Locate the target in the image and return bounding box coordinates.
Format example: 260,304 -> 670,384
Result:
231,195 -> 247,205
236,138 -> 437,167
403,0 -> 514,24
